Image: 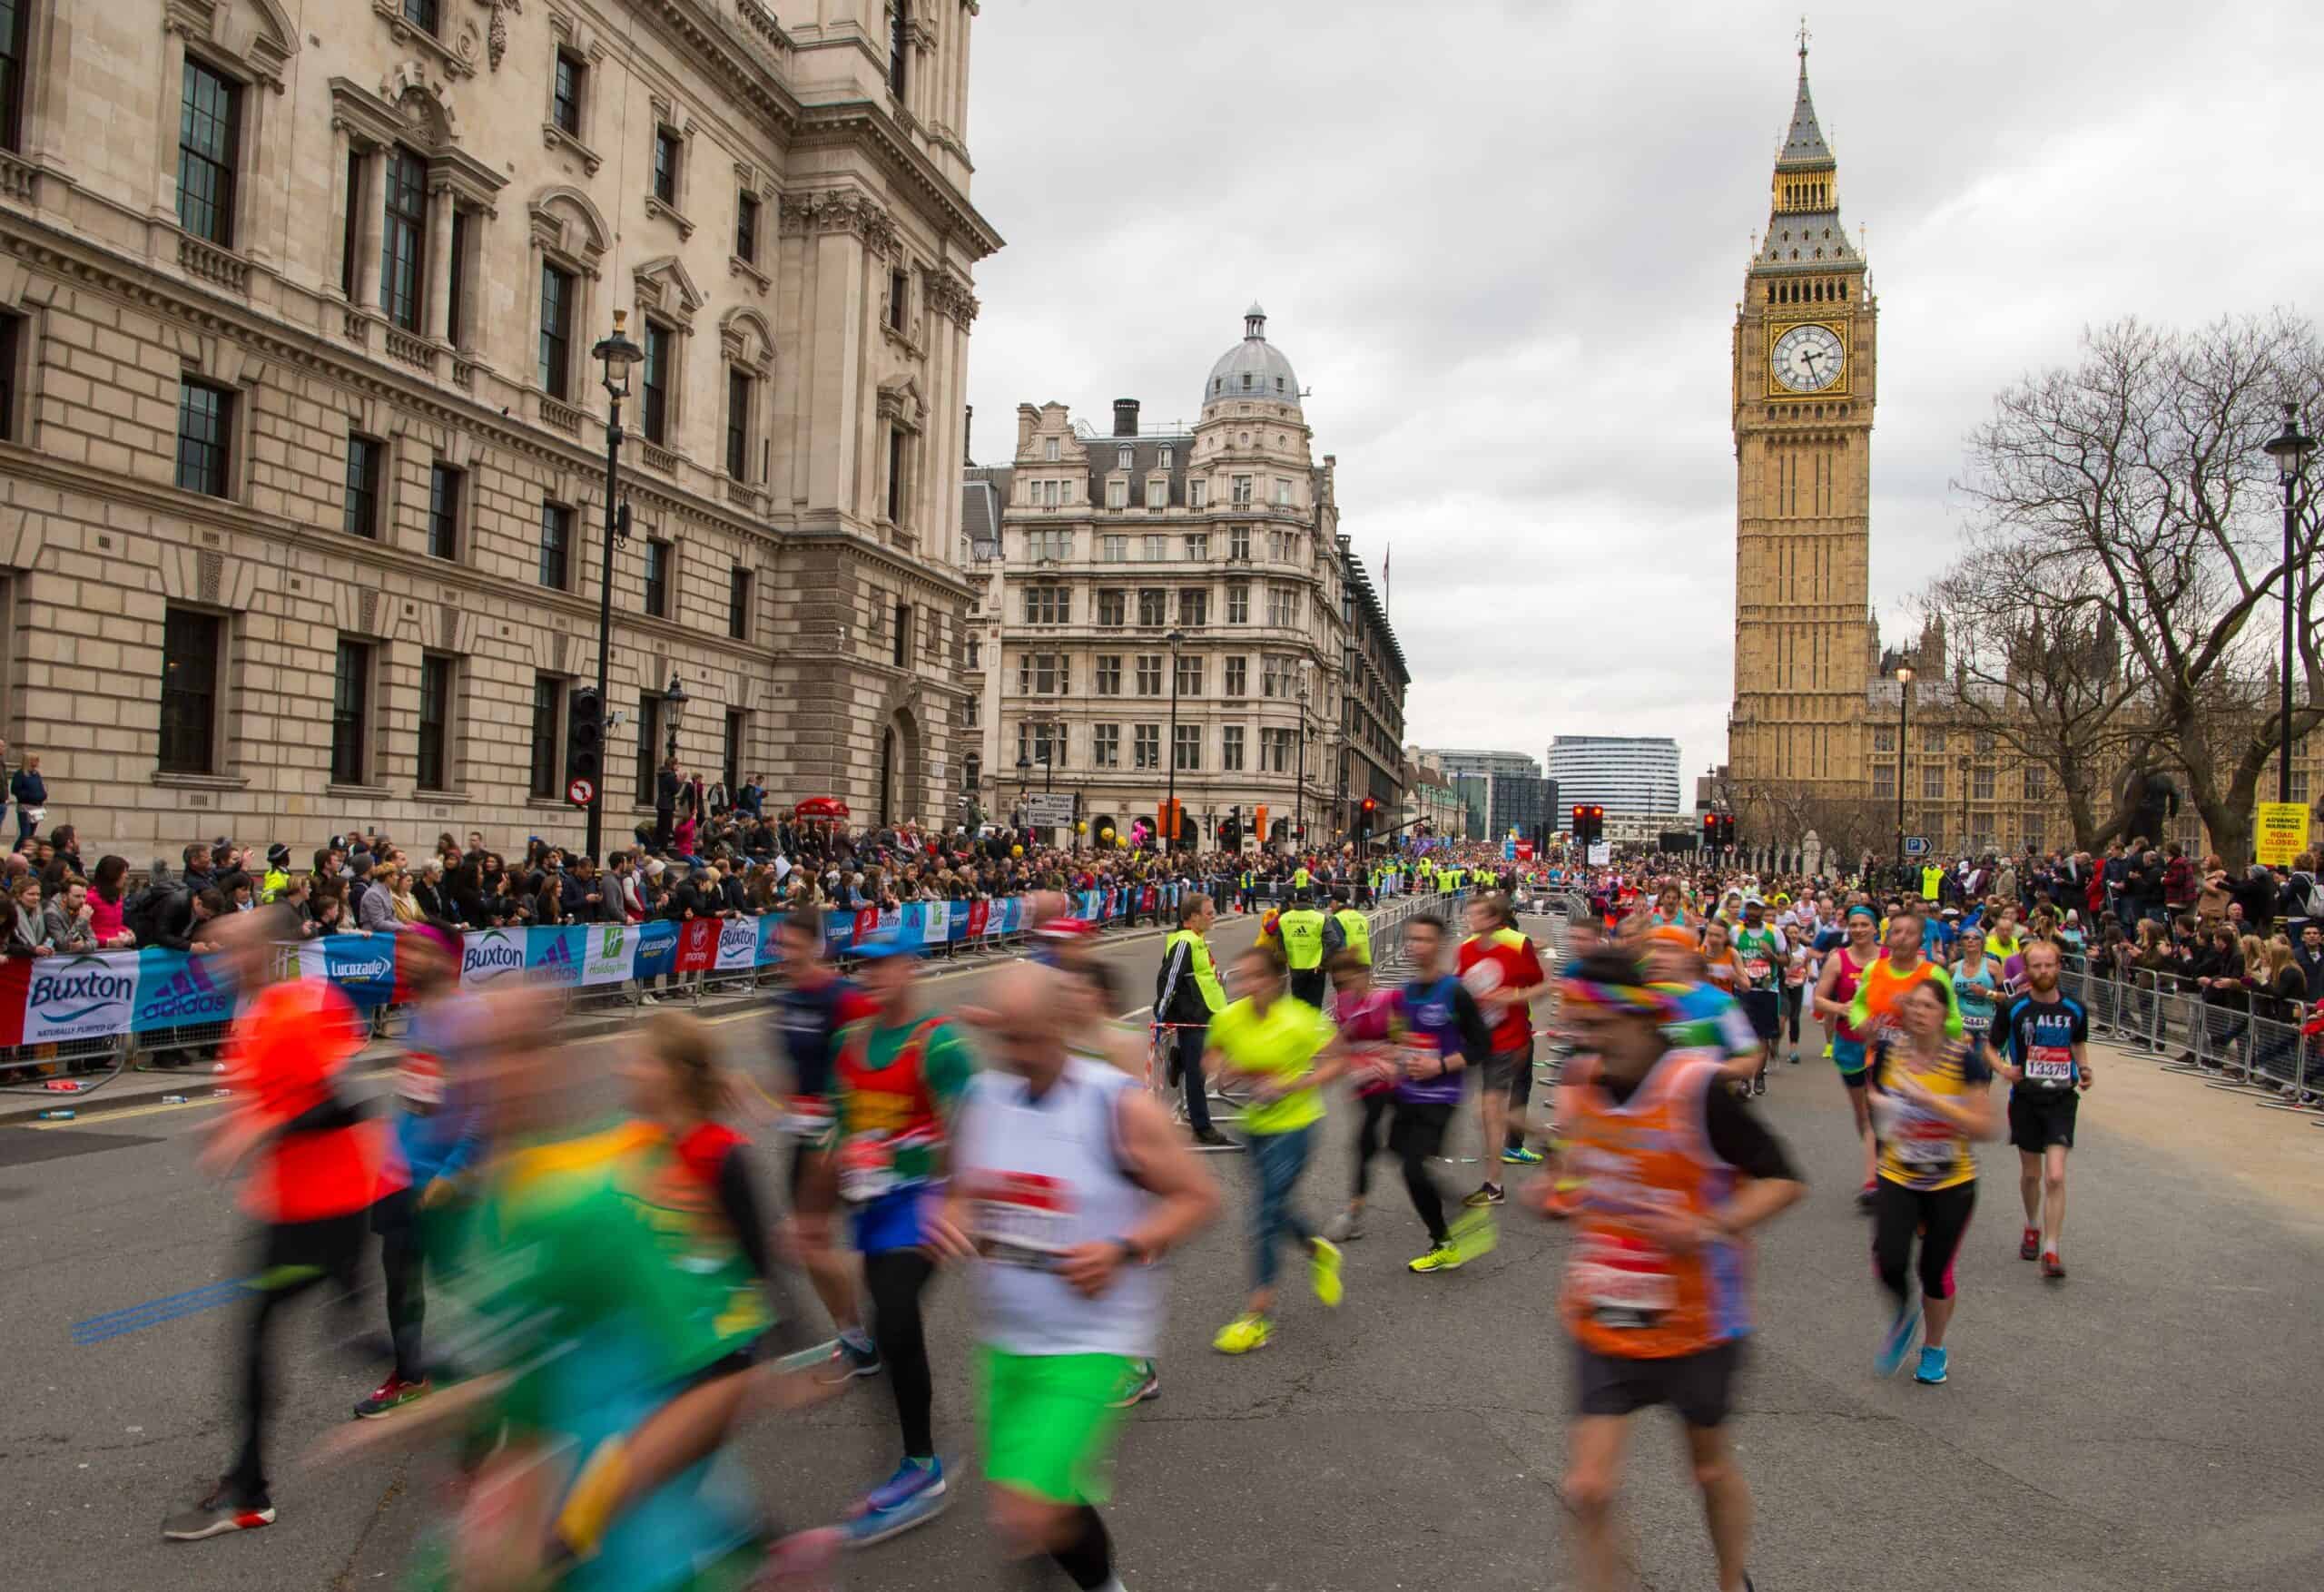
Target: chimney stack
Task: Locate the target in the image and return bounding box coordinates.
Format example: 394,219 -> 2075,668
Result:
1112,398 -> 1140,437
1016,403 -> 1038,457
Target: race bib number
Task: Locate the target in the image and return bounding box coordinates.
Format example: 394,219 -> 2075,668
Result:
1874,1098 -> 1956,1167
779,1095 -> 835,1140
835,1132 -> 899,1203
2025,1044 -> 2075,1084
967,1171 -> 1075,1267
1571,1235 -> 1675,1329
1461,960 -> 1504,997
1744,958 -> 1772,984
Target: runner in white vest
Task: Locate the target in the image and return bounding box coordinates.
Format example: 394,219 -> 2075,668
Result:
933,963 -> 1219,1592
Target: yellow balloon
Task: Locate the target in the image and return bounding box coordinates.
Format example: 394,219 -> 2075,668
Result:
1010,843 -> 1024,857
1075,821 -> 1088,834
1100,826 -> 1117,842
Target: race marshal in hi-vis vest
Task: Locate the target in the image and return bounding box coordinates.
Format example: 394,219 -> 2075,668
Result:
1333,906 -> 1372,967
1277,905 -> 1326,970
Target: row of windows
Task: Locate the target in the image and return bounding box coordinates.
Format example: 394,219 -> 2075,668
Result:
1011,721 -> 1302,774
164,604 -> 755,803
1008,651 -> 1307,700
1019,528 -> 1305,563
1870,727 -> 2003,755
1018,583 -> 1305,628
167,378 -> 754,635
1023,475 -> 1297,513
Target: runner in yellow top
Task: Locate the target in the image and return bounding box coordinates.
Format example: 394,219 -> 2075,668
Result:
1867,978 -> 2001,1387
1202,940 -> 1350,1353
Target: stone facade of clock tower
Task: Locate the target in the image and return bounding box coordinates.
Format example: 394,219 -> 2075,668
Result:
1728,39 -> 1878,797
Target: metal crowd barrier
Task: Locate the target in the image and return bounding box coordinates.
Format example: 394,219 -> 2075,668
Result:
2057,950 -> 2318,1112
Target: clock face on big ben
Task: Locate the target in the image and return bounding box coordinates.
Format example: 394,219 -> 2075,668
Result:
1769,322 -> 1846,394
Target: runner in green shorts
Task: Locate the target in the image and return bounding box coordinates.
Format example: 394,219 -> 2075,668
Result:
931,964 -> 1219,1590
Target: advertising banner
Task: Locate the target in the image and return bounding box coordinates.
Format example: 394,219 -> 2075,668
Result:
674,919 -> 721,974
23,951 -> 141,1044
131,948 -> 236,1032
632,919 -> 680,983
320,934 -> 402,1008
966,900 -> 990,938
714,917 -> 763,971
582,922 -> 636,987
525,925 -> 586,988
460,929 -> 531,987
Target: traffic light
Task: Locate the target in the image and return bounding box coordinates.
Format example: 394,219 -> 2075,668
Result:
565,684 -> 604,804
1704,811 -> 1719,848
1572,804 -> 1587,840
1720,812 -> 1738,848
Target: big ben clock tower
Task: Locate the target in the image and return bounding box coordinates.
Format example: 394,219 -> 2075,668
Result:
1728,28 -> 1877,799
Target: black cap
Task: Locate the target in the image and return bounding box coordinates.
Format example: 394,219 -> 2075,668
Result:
266,844 -> 290,868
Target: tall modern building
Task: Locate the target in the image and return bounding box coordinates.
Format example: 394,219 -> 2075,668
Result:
0,0 -> 997,859
960,308 -> 1408,850
1547,736 -> 1683,820
1412,748 -> 1549,842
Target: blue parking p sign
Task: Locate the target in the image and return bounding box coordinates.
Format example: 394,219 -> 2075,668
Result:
1904,836 -> 1931,857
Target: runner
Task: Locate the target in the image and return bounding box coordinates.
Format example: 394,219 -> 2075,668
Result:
1950,928 -> 2003,1038
1394,913 -> 1499,1271
1059,955 -> 1167,1408
1544,946 -> 1805,1592
933,963 -> 1219,1592
165,908 -> 389,1542
1730,898 -> 1787,1097
768,908 -> 881,1381
353,921 -> 482,1420
1867,978 -> 2002,1386
1458,891 -> 1551,1207
1154,893 -> 1233,1147
1986,938 -> 2093,1281
1202,939 -> 1350,1353
818,932 -> 977,1545
1323,948 -> 1403,1243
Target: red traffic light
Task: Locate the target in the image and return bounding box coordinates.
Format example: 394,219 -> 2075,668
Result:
1704,813 -> 1718,829
1361,797 -> 1376,814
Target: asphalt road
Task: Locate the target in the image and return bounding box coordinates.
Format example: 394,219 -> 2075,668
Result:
6,906 -> 2322,1592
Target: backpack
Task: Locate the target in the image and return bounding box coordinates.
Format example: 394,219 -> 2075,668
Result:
124,882 -> 182,947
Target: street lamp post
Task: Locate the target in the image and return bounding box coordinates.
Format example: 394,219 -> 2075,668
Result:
1957,752 -> 1973,857
581,310 -> 644,863
1165,627 -> 1184,856
1295,679 -> 1311,855
2261,402 -> 2315,805
663,673 -> 687,761
1894,660 -> 1915,880
1014,752 -> 1032,833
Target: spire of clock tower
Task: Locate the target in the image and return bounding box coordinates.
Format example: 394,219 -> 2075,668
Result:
1755,25 -> 1857,270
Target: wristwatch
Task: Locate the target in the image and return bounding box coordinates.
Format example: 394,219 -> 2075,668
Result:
1113,1234 -> 1157,1266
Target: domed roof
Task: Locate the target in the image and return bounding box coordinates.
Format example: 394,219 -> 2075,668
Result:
1203,304 -> 1301,412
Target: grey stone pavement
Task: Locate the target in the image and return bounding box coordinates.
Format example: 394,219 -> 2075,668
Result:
5,907 -> 2322,1592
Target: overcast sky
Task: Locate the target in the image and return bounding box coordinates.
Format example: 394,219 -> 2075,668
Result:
959,1 -> 2324,790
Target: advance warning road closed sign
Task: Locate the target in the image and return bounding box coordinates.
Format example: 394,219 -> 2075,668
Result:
2254,801 -> 2311,869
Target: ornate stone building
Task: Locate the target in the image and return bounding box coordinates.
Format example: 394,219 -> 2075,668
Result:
0,0 -> 996,860
1726,33 -> 1878,801
959,308 -> 1407,852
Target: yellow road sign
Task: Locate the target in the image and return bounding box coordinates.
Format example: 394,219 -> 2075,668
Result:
2254,801 -> 2310,868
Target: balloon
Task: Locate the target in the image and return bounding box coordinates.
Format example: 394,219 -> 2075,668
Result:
1011,844 -> 1024,857
1100,827 -> 1117,842
1075,821 -> 1087,834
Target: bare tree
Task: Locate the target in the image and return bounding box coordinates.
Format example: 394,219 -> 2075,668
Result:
1950,314 -> 2323,867
1729,776 -> 1889,869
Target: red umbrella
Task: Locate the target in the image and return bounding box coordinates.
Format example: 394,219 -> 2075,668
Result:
794,796 -> 851,821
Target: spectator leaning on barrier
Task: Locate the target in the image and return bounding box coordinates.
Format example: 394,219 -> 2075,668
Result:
89,855 -> 134,948
43,877 -> 97,953
6,872 -> 48,957
156,886 -> 228,953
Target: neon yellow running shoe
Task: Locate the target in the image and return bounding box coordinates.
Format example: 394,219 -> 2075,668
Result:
1408,1242 -> 1462,1273
1451,1206 -> 1500,1263
1212,1313 -> 1272,1354
1309,1237 -> 1344,1308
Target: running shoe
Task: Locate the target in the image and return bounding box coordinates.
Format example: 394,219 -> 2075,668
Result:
841,1458 -> 948,1548
2019,1225 -> 2040,1262
162,1482 -> 275,1541
818,1332 -> 882,1384
1407,1242 -> 1463,1273
1787,1049 -> 1801,1066
1309,1237 -> 1344,1308
1913,1345 -> 1950,1385
1322,1207 -> 1364,1243
1751,1076 -> 1768,1097
352,1374 -> 428,1420
1542,1181 -> 1583,1220
1450,1205 -> 1499,1263
1192,1126 -> 1233,1148
1855,1181 -> 1878,1212
2041,1251 -> 2066,1282
1876,1295 -> 1922,1378
1463,1183 -> 1505,1208
1501,1143 -> 1545,1165
1212,1313 -> 1272,1354
1108,1361 -> 1160,1408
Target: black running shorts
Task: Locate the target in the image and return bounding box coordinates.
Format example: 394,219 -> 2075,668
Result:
2007,1090 -> 2078,1153
1573,1338 -> 1746,1429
